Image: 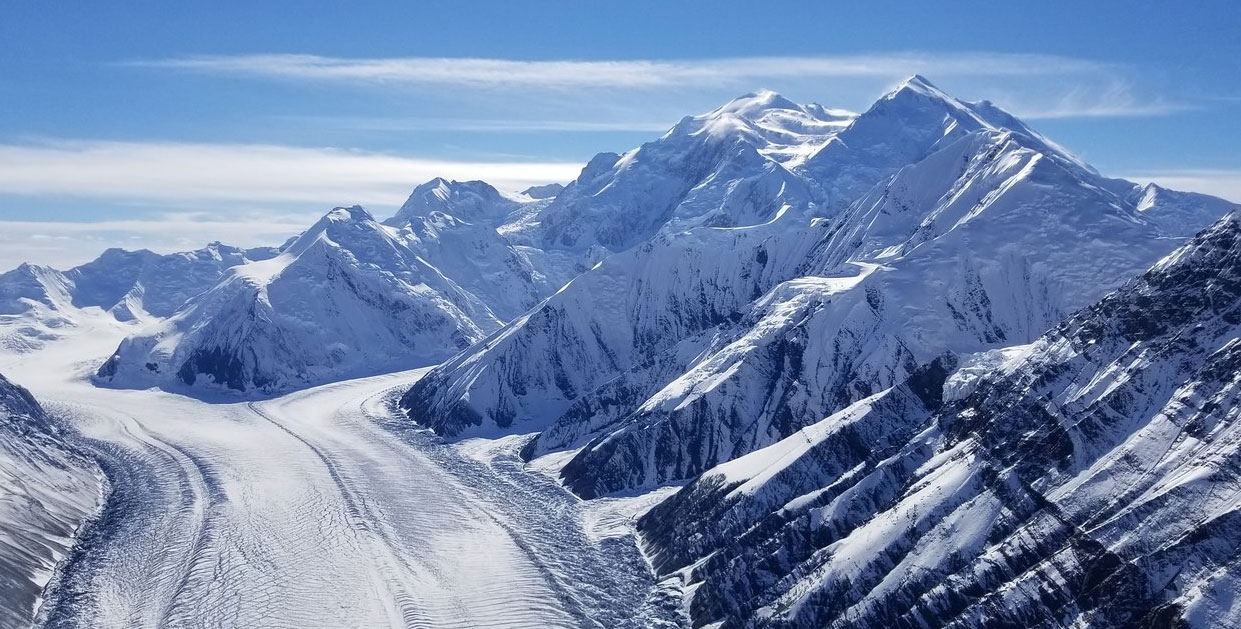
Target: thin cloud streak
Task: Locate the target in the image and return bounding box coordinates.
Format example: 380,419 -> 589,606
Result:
1017,102 -> 1192,120
128,52 -> 1112,89
1013,81 -> 1194,120
280,115 -> 675,133
127,52 -> 1188,120
0,140 -> 582,207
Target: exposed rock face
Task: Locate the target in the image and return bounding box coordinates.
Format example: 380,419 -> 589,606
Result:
0,373 -> 101,627
639,213 -> 1241,628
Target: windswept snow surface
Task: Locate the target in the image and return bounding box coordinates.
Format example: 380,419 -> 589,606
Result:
2,322 -> 682,628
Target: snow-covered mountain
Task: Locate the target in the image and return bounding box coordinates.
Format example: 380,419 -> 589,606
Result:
384,178 -> 575,320
0,243 -> 277,352
91,165 -> 587,395
2,74 -> 1239,628
400,77 -> 1236,504
552,126 -> 1191,498
641,212 -> 1241,628
0,373 -> 101,627
506,90 -> 852,257
385,177 -> 538,229
96,206 -> 509,393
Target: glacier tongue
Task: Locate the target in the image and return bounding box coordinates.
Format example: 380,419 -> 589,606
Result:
1,305 -> 684,628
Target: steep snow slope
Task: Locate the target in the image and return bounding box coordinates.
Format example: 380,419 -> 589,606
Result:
402,205 -> 832,439
641,212 -> 1241,628
0,264 -> 77,353
402,80 -> 1236,498
65,244 -> 280,320
557,126 -> 1183,497
97,206 -> 503,394
0,372 -> 101,628
0,243 -> 276,352
1131,182 -> 1240,237
386,178 -> 573,320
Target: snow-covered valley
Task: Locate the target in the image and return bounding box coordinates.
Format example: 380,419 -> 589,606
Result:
2,318 -> 681,628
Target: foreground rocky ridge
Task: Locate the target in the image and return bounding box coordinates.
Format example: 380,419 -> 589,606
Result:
0,373 -> 101,628
640,213 -> 1241,628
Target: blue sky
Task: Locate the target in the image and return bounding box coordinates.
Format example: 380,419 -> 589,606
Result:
1,0 -> 1238,268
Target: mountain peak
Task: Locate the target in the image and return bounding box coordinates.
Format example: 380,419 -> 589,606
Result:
881,74 -> 958,105
325,205 -> 374,223
712,90 -> 804,120
900,73 -> 938,90
521,182 -> 564,199
386,178 -> 518,228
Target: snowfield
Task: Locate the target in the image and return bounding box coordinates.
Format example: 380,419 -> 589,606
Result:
3,318 -> 682,629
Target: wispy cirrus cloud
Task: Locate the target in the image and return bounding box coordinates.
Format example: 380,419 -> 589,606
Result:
0,139 -> 580,208
0,139 -> 583,268
124,52 -> 1190,121
1008,80 -> 1195,120
126,51 -> 1112,89
0,137 -> 581,269
277,115 -> 675,133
